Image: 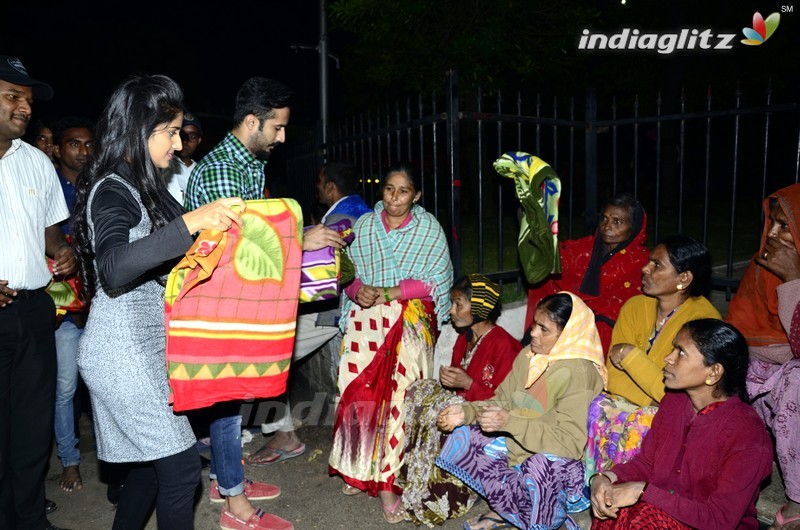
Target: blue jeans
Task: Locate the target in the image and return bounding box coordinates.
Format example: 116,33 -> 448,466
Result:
54,318 -> 83,467
208,402 -> 244,496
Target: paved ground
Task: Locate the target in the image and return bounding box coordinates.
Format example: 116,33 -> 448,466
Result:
43,413 -> 782,530
44,417 -> 486,530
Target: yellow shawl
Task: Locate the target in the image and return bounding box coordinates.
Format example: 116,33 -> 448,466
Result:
526,291 -> 608,388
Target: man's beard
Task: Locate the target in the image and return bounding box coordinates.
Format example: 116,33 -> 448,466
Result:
254,149 -> 272,161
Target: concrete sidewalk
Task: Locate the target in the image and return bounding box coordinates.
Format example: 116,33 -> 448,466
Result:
43,413 -> 782,530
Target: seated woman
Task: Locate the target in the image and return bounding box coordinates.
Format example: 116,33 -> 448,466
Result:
435,292 -> 607,530
402,274 -> 521,526
727,183 -> 800,530
584,234 -> 720,479
525,193 -> 649,352
589,319 -> 772,530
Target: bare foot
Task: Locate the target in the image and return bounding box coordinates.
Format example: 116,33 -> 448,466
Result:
245,431 -> 305,465
59,465 -> 83,493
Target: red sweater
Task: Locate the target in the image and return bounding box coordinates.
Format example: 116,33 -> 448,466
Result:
449,325 -> 520,402
612,392 -> 772,530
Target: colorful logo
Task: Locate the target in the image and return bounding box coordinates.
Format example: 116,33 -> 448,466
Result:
741,12 -> 780,45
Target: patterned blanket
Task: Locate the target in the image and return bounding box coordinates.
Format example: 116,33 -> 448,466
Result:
165,199 -> 303,412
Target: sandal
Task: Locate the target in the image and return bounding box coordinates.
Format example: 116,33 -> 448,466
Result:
463,512 -> 514,530
381,496 -> 406,524
773,504 -> 800,529
342,483 -> 362,496
246,443 -> 306,467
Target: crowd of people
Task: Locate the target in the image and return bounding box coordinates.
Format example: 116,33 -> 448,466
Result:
0,52 -> 797,530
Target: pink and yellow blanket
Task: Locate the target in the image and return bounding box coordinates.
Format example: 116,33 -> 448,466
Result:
165,199 -> 303,412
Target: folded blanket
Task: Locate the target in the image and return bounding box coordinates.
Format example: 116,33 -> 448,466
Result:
165,199 -> 303,412
298,219 -> 353,303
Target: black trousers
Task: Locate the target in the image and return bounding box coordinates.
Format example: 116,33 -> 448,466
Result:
112,446 -> 201,530
0,290 -> 57,530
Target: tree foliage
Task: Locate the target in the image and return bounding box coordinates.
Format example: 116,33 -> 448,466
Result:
328,0 -> 600,108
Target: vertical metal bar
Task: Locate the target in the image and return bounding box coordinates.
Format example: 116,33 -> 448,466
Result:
406,97 -> 413,166
569,96 -> 575,236
432,91 -> 439,219
761,80 -> 772,202
517,90 -> 523,151
446,70 -> 462,277
477,86 -> 484,272
552,95 -> 559,172
612,96 -> 618,196
727,83 -> 742,289
796,115 -> 800,184
654,92 -> 662,243
396,100 -> 402,163
678,89 -> 686,233
497,90 -> 504,272
703,88 -> 712,244
535,93 -> 541,155
385,104 -> 392,166
584,88 -> 598,237
418,94 -> 425,207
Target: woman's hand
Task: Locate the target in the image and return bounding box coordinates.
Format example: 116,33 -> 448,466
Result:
476,405 -> 509,432
590,473 -> 618,520
439,365 -> 473,390
182,197 -> 246,234
609,482 -> 646,510
354,285 -> 381,308
609,343 -> 635,371
755,237 -> 800,282
437,404 -> 465,432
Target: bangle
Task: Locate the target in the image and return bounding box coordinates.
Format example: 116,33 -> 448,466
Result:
637,482 -> 647,501
383,286 -> 391,302
589,472 -> 612,487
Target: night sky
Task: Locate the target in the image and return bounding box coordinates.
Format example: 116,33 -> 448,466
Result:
2,0 -> 798,156
2,0 -> 330,150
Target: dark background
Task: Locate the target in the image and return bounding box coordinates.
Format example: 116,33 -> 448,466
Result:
2,0 -> 798,164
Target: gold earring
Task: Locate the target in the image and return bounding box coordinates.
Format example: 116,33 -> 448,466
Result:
705,378 -> 713,385
676,284 -> 684,290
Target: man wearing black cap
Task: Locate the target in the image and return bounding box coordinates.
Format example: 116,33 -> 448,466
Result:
0,55 -> 76,530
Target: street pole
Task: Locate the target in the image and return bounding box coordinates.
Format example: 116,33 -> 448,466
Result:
319,0 -> 328,153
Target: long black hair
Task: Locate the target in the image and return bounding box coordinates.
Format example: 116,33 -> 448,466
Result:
72,74 -> 184,302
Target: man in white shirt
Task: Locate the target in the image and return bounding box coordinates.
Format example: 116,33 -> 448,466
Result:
163,112 -> 203,205
0,55 -> 76,530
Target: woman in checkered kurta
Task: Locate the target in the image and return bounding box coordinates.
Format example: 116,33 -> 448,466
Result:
328,165 -> 453,523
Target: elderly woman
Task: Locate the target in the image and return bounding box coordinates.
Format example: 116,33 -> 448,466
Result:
401,274 -> 521,526
727,183 -> 800,530
589,319 -> 772,530
329,164 -> 454,524
435,292 -> 606,530
525,193 -> 649,352
585,234 -> 720,478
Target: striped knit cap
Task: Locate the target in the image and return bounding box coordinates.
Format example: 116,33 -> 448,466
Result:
468,274 -> 501,322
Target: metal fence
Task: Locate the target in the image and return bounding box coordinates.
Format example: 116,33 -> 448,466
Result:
285,70 -> 800,297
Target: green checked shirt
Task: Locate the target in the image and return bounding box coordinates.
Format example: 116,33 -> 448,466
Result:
184,132 -> 268,210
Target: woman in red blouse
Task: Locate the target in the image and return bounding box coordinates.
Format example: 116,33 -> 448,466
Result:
399,274 -> 521,526
525,193 -> 648,353
589,319 -> 772,530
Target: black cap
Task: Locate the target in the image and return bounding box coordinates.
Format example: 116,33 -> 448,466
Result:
0,56 -> 53,101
